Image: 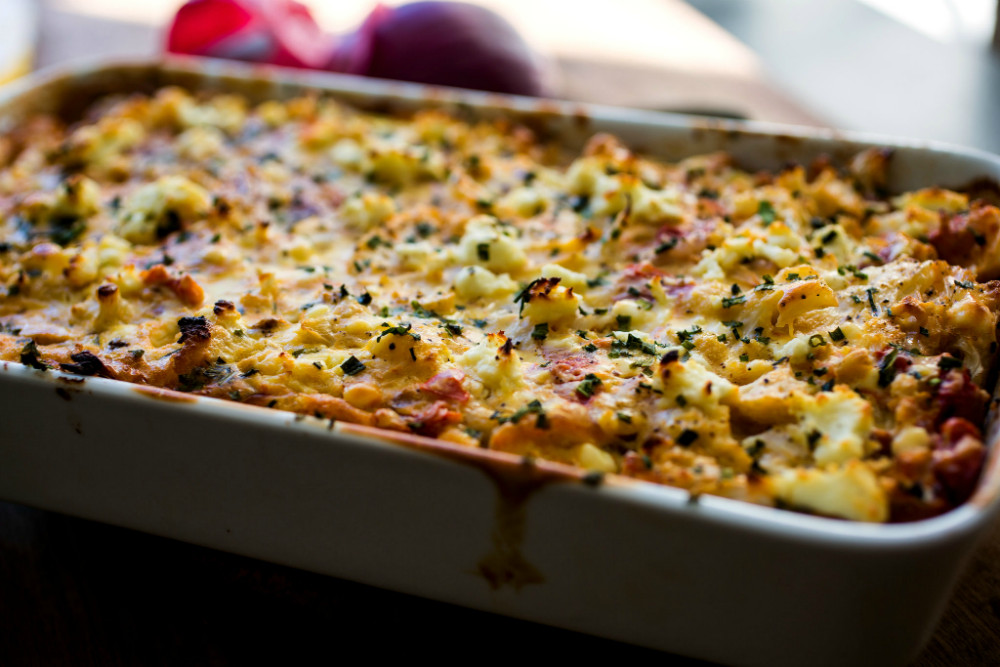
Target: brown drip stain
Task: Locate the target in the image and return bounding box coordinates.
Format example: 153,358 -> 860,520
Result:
474,460 -> 549,591
334,422 -> 600,591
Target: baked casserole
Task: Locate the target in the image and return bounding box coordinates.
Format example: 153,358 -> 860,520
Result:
1,88 -> 997,523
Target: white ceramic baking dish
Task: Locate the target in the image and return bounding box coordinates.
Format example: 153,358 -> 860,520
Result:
2,58 -> 1000,667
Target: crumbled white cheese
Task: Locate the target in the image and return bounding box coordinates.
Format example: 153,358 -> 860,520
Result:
458,215 -> 527,273
453,265 -> 518,299
771,462 -> 888,522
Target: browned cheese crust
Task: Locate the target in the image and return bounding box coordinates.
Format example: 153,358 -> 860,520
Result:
1,88 -> 998,522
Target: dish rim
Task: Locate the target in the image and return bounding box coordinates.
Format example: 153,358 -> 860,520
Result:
3,55 -> 1000,545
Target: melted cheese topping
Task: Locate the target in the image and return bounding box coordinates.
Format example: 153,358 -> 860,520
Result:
1,88 -> 998,522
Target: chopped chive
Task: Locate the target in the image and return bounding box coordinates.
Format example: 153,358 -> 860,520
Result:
865,287 -> 878,314
722,295 -> 746,308
758,200 -> 776,225
576,373 -> 603,398
878,348 -> 899,387
340,356 -> 365,376
938,355 -> 962,371
677,429 -> 699,446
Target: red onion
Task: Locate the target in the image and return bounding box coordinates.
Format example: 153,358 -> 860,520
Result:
167,0 -> 334,70
329,2 -> 550,96
167,1 -> 551,96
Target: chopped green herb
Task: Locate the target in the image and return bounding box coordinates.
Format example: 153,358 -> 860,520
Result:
806,430 -> 822,451
676,326 -> 702,342
531,323 -> 549,340
722,295 -> 747,308
49,217 -> 87,246
340,356 -> 366,376
508,399 -> 545,424
476,242 -> 490,261
865,287 -> 879,314
829,327 -> 846,342
411,301 -> 440,319
366,235 -> 390,250
938,355 -> 962,371
878,348 -> 899,387
655,238 -> 678,254
808,334 -> 827,348
377,323 -> 420,342
576,373 -> 603,398
758,200 -> 776,225
677,429 -> 699,446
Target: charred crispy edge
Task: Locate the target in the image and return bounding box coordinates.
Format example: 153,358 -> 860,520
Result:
59,351 -> 115,379
177,316 -> 211,344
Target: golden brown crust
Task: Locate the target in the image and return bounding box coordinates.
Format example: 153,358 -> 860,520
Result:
1,87 -> 998,522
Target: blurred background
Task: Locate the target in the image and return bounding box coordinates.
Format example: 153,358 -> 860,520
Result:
2,0 -> 1000,151
3,2 -> 1000,666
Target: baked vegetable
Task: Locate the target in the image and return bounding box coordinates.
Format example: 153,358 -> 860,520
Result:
1,89 -> 997,522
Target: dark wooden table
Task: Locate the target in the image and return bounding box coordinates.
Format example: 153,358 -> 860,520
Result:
3,2 -> 999,665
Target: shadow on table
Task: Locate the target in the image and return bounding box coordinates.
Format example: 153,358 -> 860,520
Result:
0,501 -> 715,665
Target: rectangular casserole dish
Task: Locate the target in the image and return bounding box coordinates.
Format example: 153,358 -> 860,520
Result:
2,57 -> 1000,667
